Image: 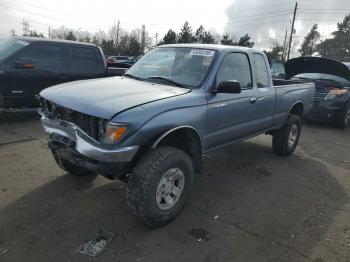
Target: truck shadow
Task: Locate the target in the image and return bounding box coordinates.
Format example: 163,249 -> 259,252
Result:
0,141 -> 348,261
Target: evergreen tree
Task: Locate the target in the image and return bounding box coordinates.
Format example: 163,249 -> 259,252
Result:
28,31 -> 44,38
317,14 -> 350,61
129,36 -> 141,56
266,43 -> 285,61
220,34 -> 234,45
195,25 -> 215,44
65,31 -> 76,41
101,39 -> 115,56
299,24 -> 320,56
177,21 -> 195,43
235,34 -> 254,47
161,29 -> 177,45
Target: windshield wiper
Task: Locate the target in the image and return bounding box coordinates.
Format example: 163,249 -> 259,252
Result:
147,76 -> 185,88
124,73 -> 144,81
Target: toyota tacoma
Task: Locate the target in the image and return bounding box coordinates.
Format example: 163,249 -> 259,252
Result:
39,44 -> 315,227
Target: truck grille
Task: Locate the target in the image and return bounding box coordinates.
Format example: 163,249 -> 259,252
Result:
41,99 -> 101,140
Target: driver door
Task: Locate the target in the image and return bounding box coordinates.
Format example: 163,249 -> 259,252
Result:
205,52 -> 259,150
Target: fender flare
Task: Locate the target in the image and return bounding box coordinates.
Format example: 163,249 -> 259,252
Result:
151,125 -> 202,149
282,101 -> 304,126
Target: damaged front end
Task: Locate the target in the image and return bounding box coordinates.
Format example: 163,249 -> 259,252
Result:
39,99 -> 139,178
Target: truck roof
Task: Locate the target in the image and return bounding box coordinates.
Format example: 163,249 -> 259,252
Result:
158,43 -> 256,52
11,36 -> 97,47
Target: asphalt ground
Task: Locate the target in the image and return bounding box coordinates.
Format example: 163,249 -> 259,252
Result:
0,112 -> 349,262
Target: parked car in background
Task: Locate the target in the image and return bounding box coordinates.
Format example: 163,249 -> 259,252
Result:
270,60 -> 286,79
343,62 -> 350,69
105,55 -> 137,70
106,55 -> 130,64
39,44 -> 315,227
286,57 -> 350,128
124,57 -> 138,66
0,37 -> 125,110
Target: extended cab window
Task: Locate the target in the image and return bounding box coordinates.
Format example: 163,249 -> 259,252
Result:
254,54 -> 269,88
18,44 -> 64,71
216,53 -> 252,89
69,47 -> 98,74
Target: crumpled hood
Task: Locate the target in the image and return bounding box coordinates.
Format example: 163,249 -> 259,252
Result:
285,57 -> 350,81
40,76 -> 190,119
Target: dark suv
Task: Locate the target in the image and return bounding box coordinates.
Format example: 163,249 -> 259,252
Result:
0,37 -> 121,110
286,57 -> 350,128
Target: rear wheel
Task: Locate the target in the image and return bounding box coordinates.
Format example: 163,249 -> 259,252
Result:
51,149 -> 96,177
335,103 -> 350,129
127,146 -> 194,227
272,114 -> 302,156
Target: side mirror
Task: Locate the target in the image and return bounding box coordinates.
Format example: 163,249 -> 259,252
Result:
14,58 -> 35,69
214,80 -> 242,94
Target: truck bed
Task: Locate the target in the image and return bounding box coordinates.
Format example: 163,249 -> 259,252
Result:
272,80 -> 315,129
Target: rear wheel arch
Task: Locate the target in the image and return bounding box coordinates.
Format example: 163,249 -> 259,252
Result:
289,102 -> 304,117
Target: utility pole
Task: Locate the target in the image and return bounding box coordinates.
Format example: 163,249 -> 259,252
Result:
48,26 -> 51,38
287,2 -> 298,60
22,19 -> 30,36
141,25 -> 145,55
155,33 -> 159,45
116,19 -> 120,55
282,29 -> 288,61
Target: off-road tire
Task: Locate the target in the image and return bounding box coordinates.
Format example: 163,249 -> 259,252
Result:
51,149 -> 96,177
335,103 -> 350,129
127,146 -> 194,227
272,114 -> 302,156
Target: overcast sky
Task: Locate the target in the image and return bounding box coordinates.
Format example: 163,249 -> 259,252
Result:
0,0 -> 349,50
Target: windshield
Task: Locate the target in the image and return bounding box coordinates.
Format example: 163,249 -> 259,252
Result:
126,47 -> 217,88
0,38 -> 29,62
294,73 -> 350,84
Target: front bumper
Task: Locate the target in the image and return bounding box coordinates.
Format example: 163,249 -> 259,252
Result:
305,98 -> 348,122
40,115 -> 139,163
40,114 -> 139,176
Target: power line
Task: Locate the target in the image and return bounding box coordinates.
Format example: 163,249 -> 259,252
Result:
226,1 -> 295,13
225,19 -> 291,28
302,8 -> 350,11
0,12 -> 51,27
226,11 -> 293,24
3,0 -> 64,15
299,11 -> 350,15
296,18 -> 345,22
227,9 -> 292,21
0,3 -> 63,22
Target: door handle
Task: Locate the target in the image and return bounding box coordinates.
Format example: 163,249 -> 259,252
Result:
249,97 -> 258,103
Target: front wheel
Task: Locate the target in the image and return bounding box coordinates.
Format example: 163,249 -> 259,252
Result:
335,103 -> 350,129
127,146 -> 194,227
272,114 -> 302,156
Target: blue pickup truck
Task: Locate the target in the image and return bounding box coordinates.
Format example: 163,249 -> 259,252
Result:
39,44 -> 315,227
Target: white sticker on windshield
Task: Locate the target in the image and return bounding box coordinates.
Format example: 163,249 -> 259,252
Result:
16,40 -> 30,46
190,49 -> 215,57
